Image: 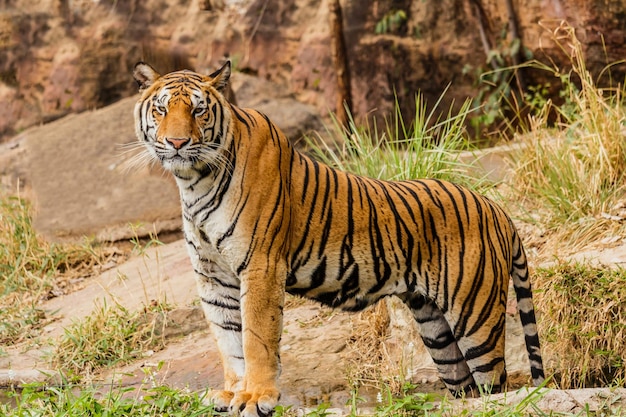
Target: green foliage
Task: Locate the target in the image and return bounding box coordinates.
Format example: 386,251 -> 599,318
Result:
52,299 -> 170,380
3,381 -> 626,417
1,195 -> 61,293
307,90 -> 491,191
464,29 -> 533,137
374,383 -> 441,417
375,10 -> 407,35
0,382 -> 214,416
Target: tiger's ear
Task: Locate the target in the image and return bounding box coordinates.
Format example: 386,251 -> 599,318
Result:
207,61 -> 231,92
133,62 -> 161,91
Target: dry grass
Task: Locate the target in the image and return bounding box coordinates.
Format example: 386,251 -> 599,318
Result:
510,22 -> 626,248
346,301 -> 406,393
0,193 -> 175,381
534,261 -> 626,388
0,192 -> 108,345
507,25 -> 626,390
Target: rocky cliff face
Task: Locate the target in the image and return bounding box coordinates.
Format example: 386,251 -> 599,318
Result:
1,0 -> 625,142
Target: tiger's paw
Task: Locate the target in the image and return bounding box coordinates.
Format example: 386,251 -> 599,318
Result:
229,389 -> 279,417
206,389 -> 235,412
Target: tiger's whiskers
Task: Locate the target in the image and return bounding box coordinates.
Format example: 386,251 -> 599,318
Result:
117,141 -> 160,173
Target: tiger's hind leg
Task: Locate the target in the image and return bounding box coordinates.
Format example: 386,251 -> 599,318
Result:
400,293 -> 477,397
454,309 -> 507,395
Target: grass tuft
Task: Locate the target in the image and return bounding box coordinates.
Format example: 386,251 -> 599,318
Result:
510,22 -> 626,247
307,91 -> 491,191
534,261 -> 626,389
345,301 -> 396,393
52,299 -> 171,380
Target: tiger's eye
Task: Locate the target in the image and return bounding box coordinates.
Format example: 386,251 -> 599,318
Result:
194,107 -> 207,116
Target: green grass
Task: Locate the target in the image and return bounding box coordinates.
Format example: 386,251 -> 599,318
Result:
0,382 -> 214,416
508,23 -> 626,247
0,193 -> 104,346
51,299 -> 171,381
307,91 -> 491,190
6,382 -> 620,417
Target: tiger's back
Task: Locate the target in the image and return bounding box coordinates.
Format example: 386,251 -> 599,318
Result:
286,164 -> 512,314
133,61 -> 544,416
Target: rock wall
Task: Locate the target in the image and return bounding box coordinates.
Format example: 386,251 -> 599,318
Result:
1,0 -> 625,142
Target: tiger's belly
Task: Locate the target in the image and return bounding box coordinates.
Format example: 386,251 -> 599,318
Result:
285,255 -> 413,311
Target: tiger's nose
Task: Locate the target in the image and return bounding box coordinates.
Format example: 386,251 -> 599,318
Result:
166,137 -> 190,150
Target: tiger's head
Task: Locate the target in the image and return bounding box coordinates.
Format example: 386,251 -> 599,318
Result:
132,62 -> 232,175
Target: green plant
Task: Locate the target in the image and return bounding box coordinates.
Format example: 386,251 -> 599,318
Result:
509,23 -> 626,247
307,91 -> 490,190
346,387 -> 366,417
0,381 -> 215,416
128,222 -> 164,257
375,9 -> 407,35
374,383 -> 441,417
465,33 -> 533,138
52,299 -> 171,380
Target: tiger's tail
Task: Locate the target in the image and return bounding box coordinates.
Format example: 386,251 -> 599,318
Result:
511,229 -> 545,386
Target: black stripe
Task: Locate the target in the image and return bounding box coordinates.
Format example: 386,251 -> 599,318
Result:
514,285 -> 533,300
472,356 -> 504,374
432,355 -> 465,365
216,192 -> 249,249
201,296 -> 239,310
421,330 -> 456,349
519,309 -> 537,326
463,313 -> 504,360
194,269 -> 240,290
291,158 -> 321,267
231,106 -> 252,136
214,321 -> 242,332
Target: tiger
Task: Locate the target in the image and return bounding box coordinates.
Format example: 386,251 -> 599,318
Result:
132,61 -> 545,417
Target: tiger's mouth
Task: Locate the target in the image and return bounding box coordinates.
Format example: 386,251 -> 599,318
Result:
151,146 -> 195,170
163,153 -> 186,163
143,131 -> 230,176
152,144 -> 226,175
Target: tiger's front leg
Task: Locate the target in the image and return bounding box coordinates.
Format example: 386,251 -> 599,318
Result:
225,263 -> 285,417
194,267 -> 246,411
